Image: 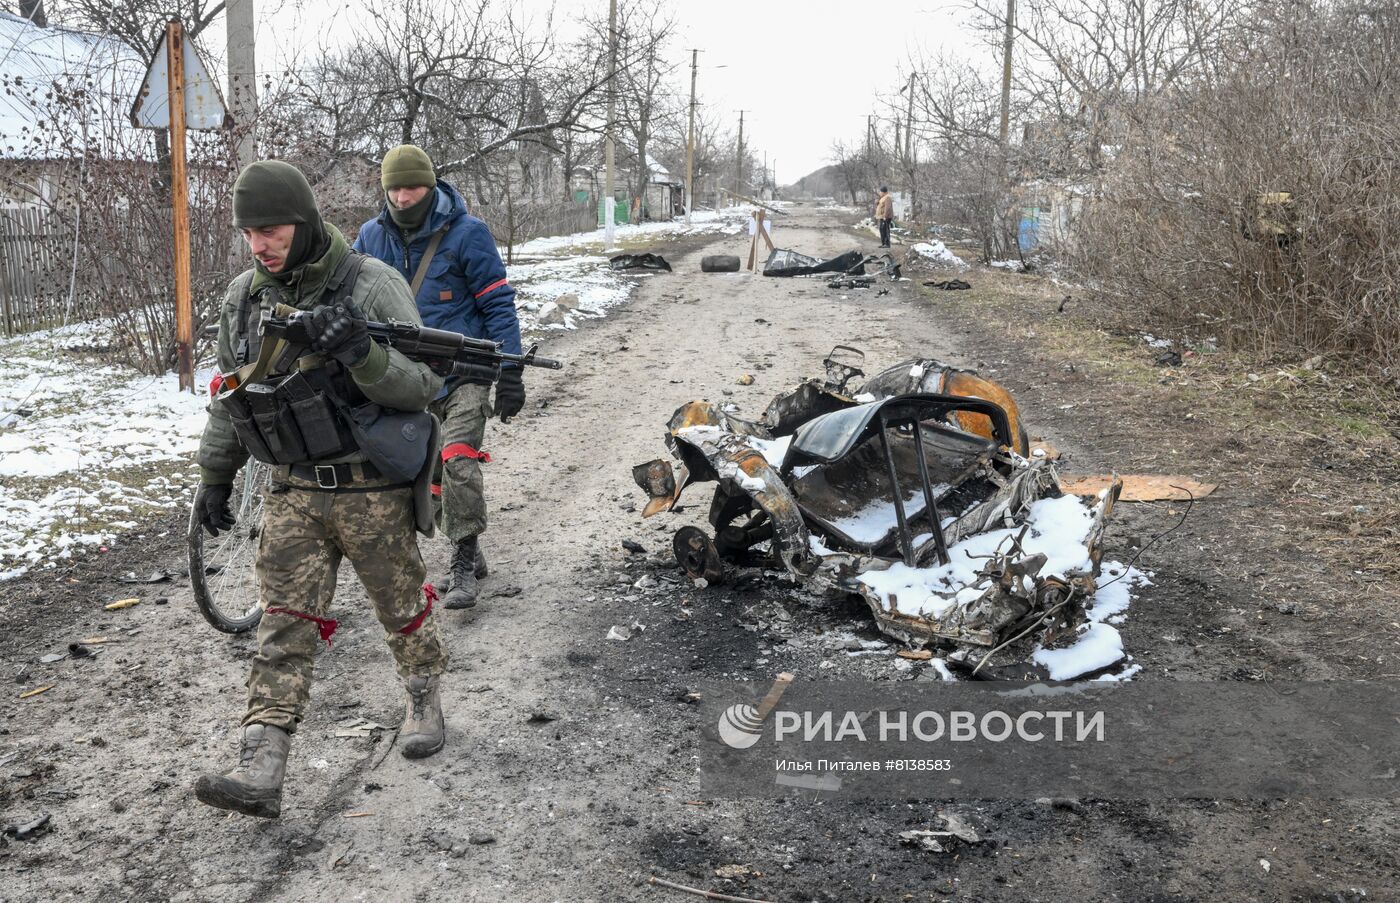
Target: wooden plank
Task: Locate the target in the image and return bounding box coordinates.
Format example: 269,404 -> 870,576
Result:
0,209 -> 14,336
1059,475 -> 1217,502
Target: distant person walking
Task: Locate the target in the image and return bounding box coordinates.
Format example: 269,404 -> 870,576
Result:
875,186 -> 894,248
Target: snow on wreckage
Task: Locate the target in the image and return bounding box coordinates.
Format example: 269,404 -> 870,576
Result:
633,347 -> 1145,680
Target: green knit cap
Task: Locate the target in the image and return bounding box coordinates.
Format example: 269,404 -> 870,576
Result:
381,145 -> 436,190
232,160 -> 319,228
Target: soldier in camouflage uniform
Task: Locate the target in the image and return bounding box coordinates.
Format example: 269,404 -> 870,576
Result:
192,161 -> 448,819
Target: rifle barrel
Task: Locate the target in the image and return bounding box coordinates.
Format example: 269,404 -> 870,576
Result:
268,313 -> 562,371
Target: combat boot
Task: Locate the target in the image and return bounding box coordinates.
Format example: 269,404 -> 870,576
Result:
194,723 -> 291,818
401,674 -> 446,759
442,536 -> 481,609
436,540 -> 488,593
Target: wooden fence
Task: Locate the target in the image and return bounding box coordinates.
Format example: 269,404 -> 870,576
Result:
474,199 -> 598,254
0,207 -> 104,336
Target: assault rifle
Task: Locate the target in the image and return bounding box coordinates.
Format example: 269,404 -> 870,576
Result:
259,308 -> 562,386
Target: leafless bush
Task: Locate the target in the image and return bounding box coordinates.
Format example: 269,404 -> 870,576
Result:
1070,2 -> 1400,368
0,42 -> 240,373
893,54 -> 1022,259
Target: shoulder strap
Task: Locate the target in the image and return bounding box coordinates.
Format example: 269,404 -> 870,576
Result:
231,270 -> 259,365
326,250 -> 368,304
410,229 -> 447,297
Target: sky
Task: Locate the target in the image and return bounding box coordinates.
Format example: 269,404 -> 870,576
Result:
242,0 -> 984,183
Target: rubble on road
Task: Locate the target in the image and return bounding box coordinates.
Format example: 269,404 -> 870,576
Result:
763,248 -> 864,277
764,248 -> 901,281
609,252 -> 672,272
3,811 -> 52,841
633,346 -> 1132,674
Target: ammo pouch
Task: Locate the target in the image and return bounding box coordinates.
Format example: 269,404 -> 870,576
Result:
413,414 -> 442,536
334,401 -> 434,485
218,369 -> 355,466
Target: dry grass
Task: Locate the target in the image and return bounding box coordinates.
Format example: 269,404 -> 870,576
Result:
910,259 -> 1400,584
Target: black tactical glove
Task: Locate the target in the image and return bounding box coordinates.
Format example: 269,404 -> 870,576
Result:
195,483 -> 236,537
493,367 -> 526,421
308,301 -> 371,366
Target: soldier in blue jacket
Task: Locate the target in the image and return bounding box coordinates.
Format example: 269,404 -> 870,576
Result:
354,145 -> 525,608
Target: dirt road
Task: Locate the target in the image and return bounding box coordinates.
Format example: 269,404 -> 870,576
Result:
1,205 -> 1392,902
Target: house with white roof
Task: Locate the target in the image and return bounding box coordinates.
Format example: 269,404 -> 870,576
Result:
0,6 -> 147,208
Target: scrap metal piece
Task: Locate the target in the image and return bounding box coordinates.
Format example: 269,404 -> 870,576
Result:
760,381 -> 855,436
1060,474 -> 1214,501
673,527 -> 725,583
671,426 -> 816,578
608,252 -> 672,271
851,477 -> 1119,649
850,253 -> 901,279
763,248 -> 864,277
822,346 -> 865,392
633,458 -> 688,518
859,362 -> 1029,456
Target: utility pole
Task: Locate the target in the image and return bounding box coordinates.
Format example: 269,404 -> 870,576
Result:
226,0 -> 256,171
735,110 -> 746,204
685,48 -> 697,225
999,0 -> 1015,146
604,0 -> 618,245
167,20 -> 193,392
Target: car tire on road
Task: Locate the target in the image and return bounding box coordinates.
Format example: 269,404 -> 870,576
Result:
701,255 -> 741,273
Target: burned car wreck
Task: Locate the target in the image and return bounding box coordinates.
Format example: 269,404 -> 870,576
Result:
633,348 -> 1123,674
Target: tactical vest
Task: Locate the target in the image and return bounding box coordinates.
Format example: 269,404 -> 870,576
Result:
217,253 -> 368,467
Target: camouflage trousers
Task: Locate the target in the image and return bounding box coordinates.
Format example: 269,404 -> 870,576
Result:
428,382 -> 493,542
244,484 -> 447,734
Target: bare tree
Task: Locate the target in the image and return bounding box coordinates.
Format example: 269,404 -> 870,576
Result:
50,0 -> 228,54
964,0 -> 1237,169
1071,1 -> 1400,369
283,0 -> 614,194
652,105 -> 728,209
828,140 -> 869,206
584,0 -> 678,219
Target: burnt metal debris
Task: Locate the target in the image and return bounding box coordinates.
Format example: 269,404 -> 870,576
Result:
633,347 -> 1123,670
766,248 -> 902,282
608,252 -> 672,272
763,248 -> 864,277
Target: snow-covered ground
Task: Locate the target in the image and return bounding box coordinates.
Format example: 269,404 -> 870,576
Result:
508,207 -> 749,333
0,321 -> 209,582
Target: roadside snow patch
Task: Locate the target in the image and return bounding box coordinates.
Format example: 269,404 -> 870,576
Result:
911,241 -> 963,267
0,322 -> 208,582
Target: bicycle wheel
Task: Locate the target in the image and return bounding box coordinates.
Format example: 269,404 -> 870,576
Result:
188,463 -> 270,633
